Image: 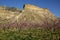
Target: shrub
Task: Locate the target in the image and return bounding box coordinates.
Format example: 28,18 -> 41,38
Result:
0,27 -> 60,40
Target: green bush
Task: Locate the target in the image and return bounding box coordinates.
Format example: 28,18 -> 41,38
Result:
0,27 -> 60,40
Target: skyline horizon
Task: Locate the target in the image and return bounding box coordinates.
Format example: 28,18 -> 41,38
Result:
0,0 -> 60,17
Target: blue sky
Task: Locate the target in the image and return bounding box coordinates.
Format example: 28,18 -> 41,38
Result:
0,0 -> 60,17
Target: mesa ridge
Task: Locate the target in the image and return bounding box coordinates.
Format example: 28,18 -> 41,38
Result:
0,4 -> 60,29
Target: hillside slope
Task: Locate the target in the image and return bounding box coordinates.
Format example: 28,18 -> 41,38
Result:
0,4 -> 60,29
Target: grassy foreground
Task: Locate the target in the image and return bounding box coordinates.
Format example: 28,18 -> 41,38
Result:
0,27 -> 60,40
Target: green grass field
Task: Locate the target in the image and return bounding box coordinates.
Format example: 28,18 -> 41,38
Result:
0,27 -> 60,40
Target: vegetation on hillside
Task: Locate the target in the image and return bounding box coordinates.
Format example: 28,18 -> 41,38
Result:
0,27 -> 60,40
0,4 -> 60,40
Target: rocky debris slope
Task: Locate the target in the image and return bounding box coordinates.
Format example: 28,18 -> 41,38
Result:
0,4 -> 60,29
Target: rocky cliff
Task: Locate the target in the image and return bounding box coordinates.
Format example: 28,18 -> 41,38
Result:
0,4 -> 60,29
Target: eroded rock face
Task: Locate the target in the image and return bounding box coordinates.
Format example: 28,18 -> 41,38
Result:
0,4 -> 59,29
